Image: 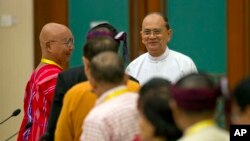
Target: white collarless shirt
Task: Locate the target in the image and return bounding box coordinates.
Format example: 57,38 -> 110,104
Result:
126,47 -> 197,84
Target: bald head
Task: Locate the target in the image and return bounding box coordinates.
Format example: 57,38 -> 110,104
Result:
38,23 -> 73,69
39,23 -> 71,47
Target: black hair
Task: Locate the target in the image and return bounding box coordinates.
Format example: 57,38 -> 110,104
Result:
83,23 -> 129,63
83,36 -> 119,61
89,23 -> 118,36
145,12 -> 171,30
233,76 -> 250,111
138,78 -> 182,141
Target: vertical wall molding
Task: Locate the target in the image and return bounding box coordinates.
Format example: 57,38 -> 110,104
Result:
227,0 -> 250,89
129,0 -> 166,60
34,0 -> 68,67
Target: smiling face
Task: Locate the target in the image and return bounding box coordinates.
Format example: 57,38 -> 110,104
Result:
49,30 -> 74,64
141,14 -> 172,57
44,24 -> 74,68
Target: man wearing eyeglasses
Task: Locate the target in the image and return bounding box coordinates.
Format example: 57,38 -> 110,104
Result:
17,23 -> 74,141
126,12 -> 197,84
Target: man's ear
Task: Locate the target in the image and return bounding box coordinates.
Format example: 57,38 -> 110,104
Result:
88,74 -> 97,90
169,99 -> 183,120
82,57 -> 91,80
169,99 -> 177,111
167,29 -> 172,42
45,42 -> 53,52
82,57 -> 90,71
245,105 -> 250,118
140,30 -> 146,45
140,30 -> 143,37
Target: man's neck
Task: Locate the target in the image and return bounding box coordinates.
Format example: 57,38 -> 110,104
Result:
97,82 -> 124,97
41,55 -> 65,69
181,113 -> 213,131
148,47 -> 167,57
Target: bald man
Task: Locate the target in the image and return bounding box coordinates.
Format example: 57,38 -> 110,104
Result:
126,12 -> 197,84
17,23 -> 73,141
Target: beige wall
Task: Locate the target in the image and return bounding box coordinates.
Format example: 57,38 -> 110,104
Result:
0,0 -> 33,140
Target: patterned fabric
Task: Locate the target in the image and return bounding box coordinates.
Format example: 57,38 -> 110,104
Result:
126,47 -> 197,84
17,64 -> 62,141
55,80 -> 140,141
80,86 -> 139,141
45,66 -> 87,141
132,134 -> 141,141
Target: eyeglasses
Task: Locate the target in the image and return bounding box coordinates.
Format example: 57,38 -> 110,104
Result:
142,29 -> 162,37
48,38 -> 74,48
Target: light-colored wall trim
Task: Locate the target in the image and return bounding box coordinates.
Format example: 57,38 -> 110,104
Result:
0,0 -> 33,140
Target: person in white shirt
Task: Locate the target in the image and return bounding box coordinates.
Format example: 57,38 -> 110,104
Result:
126,12 -> 197,84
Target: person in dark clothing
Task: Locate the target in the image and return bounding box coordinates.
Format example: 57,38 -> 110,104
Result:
136,78 -> 182,141
41,23 -> 138,141
231,76 -> 250,124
